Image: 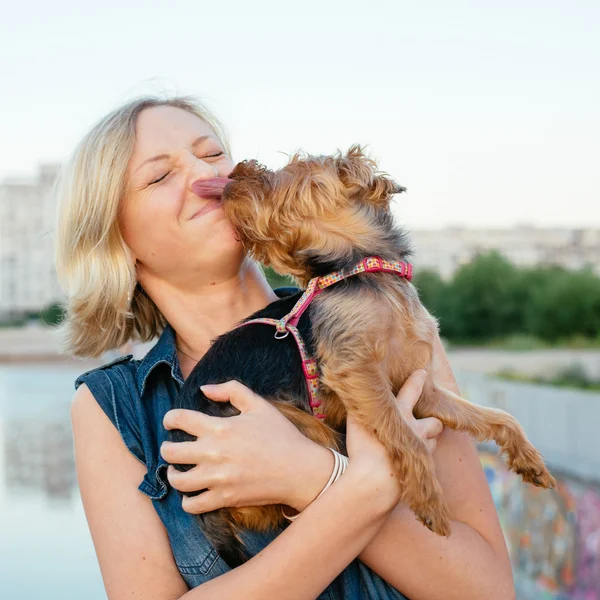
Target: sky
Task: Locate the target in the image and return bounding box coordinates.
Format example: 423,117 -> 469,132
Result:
1,0 -> 599,229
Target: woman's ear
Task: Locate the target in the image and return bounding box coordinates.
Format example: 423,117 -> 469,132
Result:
336,144 -> 406,209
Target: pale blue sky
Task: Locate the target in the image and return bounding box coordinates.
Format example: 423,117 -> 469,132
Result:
1,0 -> 598,227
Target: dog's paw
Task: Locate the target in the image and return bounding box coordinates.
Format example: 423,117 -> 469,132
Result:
411,490 -> 453,537
416,510 -> 452,537
507,445 -> 556,489
518,465 -> 557,489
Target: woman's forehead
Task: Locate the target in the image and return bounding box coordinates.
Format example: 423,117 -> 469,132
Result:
128,106 -> 220,179
134,105 -> 216,152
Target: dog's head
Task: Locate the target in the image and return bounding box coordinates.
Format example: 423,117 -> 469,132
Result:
221,144 -> 406,283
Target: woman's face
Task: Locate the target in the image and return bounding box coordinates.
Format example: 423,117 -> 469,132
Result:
121,105 -> 241,287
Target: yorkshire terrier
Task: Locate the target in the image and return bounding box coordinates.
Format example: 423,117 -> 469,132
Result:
171,144 -> 555,568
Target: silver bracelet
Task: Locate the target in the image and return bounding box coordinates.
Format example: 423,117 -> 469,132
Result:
282,447 -> 349,521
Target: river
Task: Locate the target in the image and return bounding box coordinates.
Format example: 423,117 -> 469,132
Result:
0,363 -> 105,599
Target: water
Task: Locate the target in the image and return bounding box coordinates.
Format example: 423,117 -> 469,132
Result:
0,363 -> 106,599
2,362 -> 598,599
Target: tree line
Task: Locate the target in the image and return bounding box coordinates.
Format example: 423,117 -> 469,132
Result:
412,251 -> 600,345
264,254 -> 600,345
13,255 -> 599,347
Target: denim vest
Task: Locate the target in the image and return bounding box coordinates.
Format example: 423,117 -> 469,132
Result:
74,287 -> 409,599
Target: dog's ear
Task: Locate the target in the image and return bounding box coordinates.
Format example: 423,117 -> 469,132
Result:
336,144 -> 406,209
228,158 -> 269,181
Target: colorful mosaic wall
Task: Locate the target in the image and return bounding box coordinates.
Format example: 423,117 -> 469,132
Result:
480,450 -> 600,599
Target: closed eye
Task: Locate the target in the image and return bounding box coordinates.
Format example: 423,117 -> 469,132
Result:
148,152 -> 225,186
149,172 -> 170,185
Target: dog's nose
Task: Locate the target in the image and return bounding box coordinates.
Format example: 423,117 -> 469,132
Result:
191,177 -> 231,200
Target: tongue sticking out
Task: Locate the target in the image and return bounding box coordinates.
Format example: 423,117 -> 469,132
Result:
191,177 -> 231,200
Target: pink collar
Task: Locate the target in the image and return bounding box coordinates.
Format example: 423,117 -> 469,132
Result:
234,256 -> 413,419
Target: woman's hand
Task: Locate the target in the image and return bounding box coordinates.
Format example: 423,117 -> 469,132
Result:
345,369 -> 444,506
161,381 -> 333,515
161,372 -> 443,517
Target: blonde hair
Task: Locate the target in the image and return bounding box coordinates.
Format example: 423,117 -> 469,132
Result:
55,95 -> 233,357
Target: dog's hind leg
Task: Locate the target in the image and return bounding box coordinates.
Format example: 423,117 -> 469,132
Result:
416,381 -> 556,489
319,354 -> 452,537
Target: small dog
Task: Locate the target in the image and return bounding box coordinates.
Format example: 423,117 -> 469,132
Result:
171,144 -> 555,567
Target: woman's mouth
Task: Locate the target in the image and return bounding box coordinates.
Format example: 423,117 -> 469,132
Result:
189,201 -> 222,220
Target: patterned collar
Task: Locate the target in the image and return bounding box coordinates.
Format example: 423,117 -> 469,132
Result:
232,257 -> 413,419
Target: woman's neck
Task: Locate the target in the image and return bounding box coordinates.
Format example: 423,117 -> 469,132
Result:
141,258 -> 278,371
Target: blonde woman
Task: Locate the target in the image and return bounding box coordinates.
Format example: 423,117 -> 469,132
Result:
56,97 -> 514,600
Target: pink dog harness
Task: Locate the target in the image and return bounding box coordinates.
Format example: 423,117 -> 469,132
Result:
233,256 -> 414,420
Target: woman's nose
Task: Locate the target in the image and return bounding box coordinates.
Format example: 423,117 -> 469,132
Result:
189,157 -> 218,178
186,157 -> 218,193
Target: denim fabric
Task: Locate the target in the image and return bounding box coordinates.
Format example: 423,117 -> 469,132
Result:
74,286 -> 409,599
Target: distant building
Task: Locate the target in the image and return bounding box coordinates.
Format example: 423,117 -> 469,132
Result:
410,225 -> 600,279
1,167 -> 598,319
0,164 -> 63,319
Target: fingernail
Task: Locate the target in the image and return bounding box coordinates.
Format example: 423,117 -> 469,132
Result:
200,384 -> 216,393
417,369 -> 428,379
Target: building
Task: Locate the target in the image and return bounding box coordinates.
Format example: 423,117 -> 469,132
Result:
0,164 -> 63,320
1,166 -> 598,319
410,225 -> 600,279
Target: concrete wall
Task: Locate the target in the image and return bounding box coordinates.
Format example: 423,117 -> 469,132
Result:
457,371 -> 600,482
480,449 -> 600,600
450,348 -> 600,380
455,371 -> 600,599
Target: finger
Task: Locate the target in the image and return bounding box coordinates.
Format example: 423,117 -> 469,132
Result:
167,464 -> 227,494
163,409 -> 212,434
396,369 -> 427,415
200,380 -> 262,413
182,490 -> 230,514
161,440 -> 214,464
419,417 -> 444,439
167,464 -> 204,493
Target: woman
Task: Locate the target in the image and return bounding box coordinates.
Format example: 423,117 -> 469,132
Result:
56,96 -> 514,599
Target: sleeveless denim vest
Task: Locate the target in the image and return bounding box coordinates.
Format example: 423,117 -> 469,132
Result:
74,287 -> 409,599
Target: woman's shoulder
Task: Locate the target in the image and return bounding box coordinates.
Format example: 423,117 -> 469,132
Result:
74,353 -> 144,423
74,353 -> 148,463
75,352 -> 138,389
72,350 -> 178,503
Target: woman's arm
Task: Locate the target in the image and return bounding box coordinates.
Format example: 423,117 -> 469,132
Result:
358,429 -> 514,600
164,344 -> 514,600
183,459 -> 394,600
72,384 -> 189,599
160,344 -> 514,600
357,334 -> 515,600
72,383 -> 400,600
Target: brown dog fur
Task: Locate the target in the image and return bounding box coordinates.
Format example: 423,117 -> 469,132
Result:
218,144 -> 555,537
